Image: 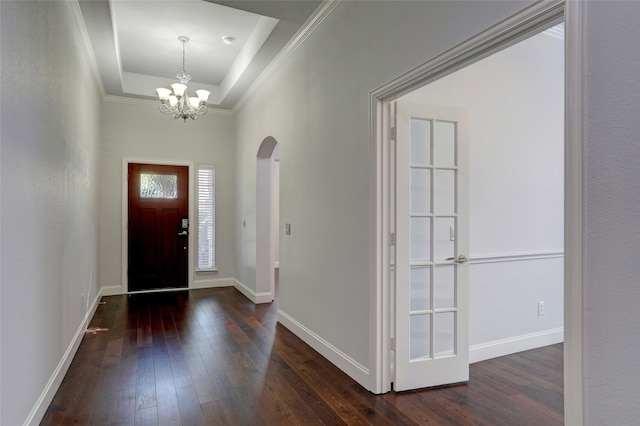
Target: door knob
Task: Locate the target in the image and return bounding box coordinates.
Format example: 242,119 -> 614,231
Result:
178,231 -> 188,236
446,255 -> 468,264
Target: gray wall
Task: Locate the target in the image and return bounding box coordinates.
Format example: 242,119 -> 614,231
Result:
583,2 -> 640,423
98,101 -> 236,290
234,0 -> 533,377
0,1 -> 102,424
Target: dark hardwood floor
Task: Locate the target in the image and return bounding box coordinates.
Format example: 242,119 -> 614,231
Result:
42,287 -> 563,425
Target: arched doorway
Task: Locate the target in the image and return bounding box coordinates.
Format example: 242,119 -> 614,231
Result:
256,137 -> 280,302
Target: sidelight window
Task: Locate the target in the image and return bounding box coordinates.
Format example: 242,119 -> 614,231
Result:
197,165 -> 215,270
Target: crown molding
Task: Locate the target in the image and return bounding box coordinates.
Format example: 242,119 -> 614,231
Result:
371,0 -> 564,102
102,95 -> 233,117
64,0 -> 106,98
232,0 -> 341,114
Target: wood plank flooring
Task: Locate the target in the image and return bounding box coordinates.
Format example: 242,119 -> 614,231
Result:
42,287 -> 563,425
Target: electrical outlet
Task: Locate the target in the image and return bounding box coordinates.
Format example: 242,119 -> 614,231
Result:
538,301 -> 545,316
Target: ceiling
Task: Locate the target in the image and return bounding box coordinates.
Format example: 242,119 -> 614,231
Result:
79,0 -> 322,110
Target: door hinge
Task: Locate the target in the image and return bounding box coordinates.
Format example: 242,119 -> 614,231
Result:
389,126 -> 396,140
390,233 -> 396,246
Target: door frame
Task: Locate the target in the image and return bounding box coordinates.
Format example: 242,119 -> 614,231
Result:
369,0 -> 583,423
121,158 -> 195,294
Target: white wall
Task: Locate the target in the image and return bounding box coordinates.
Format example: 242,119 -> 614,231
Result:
400,28 -> 564,360
583,2 -> 640,423
98,101 -> 236,291
234,0 -> 534,386
0,1 -> 102,424
274,156 -> 280,266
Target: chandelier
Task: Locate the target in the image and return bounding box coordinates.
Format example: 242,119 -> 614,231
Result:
156,36 -> 211,122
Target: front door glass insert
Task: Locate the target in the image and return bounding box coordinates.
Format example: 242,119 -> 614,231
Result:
140,173 -> 178,199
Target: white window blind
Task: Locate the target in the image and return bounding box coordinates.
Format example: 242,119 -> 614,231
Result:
197,165 -> 215,270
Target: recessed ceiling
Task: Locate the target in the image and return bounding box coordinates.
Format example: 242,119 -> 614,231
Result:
79,0 -> 322,109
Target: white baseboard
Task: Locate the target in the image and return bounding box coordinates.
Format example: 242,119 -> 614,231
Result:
101,285 -> 122,296
192,277 -> 235,289
24,289 -> 104,426
233,279 -> 273,304
277,309 -> 370,388
469,327 -> 564,363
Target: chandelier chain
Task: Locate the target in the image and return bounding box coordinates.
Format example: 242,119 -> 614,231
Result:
182,39 -> 186,75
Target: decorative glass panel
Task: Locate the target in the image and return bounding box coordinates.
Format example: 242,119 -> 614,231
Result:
410,217 -> 431,263
410,168 -> 431,214
434,121 -> 456,166
434,312 -> 455,357
434,217 -> 455,261
435,169 -> 456,214
410,267 -> 431,311
411,118 -> 431,165
434,265 -> 455,309
410,314 -> 431,360
140,173 -> 178,199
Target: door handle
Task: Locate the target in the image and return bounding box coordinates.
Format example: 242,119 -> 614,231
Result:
178,231 -> 188,236
446,255 -> 468,264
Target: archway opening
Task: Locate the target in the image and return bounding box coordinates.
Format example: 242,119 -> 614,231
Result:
256,136 -> 280,302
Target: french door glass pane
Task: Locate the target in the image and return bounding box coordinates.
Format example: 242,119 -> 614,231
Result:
434,217 -> 455,261
411,118 -> 431,165
410,217 -> 431,263
434,121 -> 456,166
411,168 -> 431,214
410,266 -> 431,311
435,169 -> 456,214
434,265 -> 455,309
410,314 -> 431,360
435,312 -> 456,357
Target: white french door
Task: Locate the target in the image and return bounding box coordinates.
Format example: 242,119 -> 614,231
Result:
393,101 -> 469,391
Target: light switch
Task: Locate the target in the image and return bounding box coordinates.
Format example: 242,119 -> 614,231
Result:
285,223 -> 291,235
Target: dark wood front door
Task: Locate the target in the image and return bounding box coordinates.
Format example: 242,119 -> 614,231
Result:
128,163 -> 189,291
